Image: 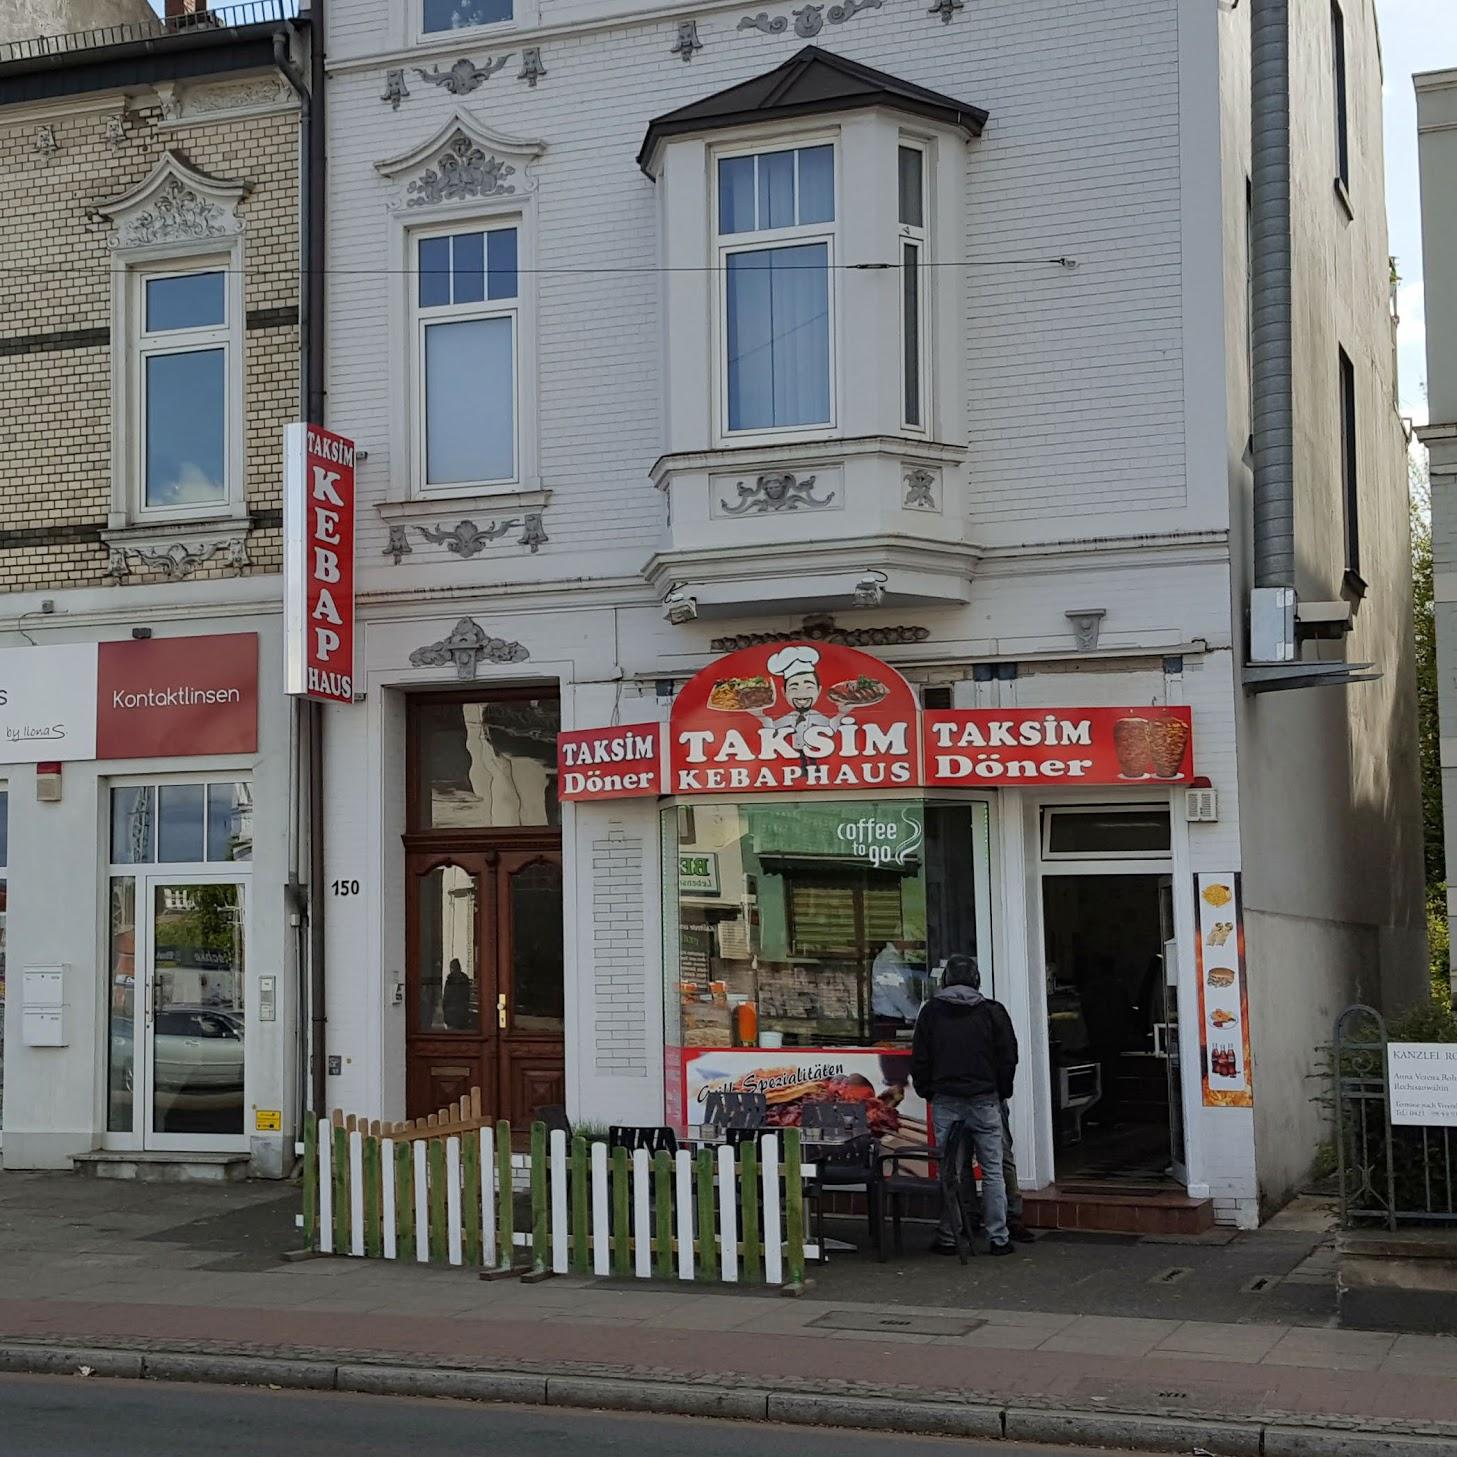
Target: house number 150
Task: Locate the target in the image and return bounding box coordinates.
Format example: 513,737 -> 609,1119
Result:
332,879 -> 361,897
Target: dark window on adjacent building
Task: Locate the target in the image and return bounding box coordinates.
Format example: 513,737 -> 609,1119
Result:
1339,347 -> 1361,584
1332,2 -> 1350,191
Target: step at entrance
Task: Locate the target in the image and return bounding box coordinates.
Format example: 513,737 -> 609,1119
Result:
72,1151 -> 250,1184
1023,1183 -> 1216,1236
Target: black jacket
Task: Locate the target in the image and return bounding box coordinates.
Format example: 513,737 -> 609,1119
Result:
910,990 -> 1019,1102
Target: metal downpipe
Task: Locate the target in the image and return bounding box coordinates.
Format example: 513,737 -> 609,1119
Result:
1250,0 -> 1295,591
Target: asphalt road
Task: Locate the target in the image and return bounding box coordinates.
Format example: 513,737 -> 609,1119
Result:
0,1377 -> 1149,1456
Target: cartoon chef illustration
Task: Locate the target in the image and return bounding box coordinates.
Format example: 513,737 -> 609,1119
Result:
755,645 -> 851,754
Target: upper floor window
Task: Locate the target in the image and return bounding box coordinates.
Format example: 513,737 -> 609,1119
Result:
1331,2 -> 1350,194
137,267 -> 232,512
415,224 -> 520,489
898,143 -> 928,432
423,0 -> 512,31
1338,346 -> 1362,588
716,143 -> 835,436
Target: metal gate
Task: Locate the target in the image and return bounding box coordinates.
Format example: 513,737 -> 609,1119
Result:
1334,1004 -> 1457,1229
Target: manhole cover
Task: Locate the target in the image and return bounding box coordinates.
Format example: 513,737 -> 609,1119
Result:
810,1310 -> 983,1337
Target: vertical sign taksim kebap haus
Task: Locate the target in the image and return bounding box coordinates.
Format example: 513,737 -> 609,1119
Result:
284,424 -> 357,706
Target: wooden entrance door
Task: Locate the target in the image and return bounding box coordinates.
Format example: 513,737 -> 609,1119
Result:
405,846 -> 566,1124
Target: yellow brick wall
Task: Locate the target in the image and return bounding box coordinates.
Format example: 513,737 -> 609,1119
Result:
0,95 -> 299,592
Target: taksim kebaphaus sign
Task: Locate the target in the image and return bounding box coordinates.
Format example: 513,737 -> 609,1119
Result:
284,423 -> 357,705
0,633 -> 258,765
556,642 -> 1195,801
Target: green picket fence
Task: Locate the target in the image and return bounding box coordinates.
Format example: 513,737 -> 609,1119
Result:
299,1116 -> 816,1286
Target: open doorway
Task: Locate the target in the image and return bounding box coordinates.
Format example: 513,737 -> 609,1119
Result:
1042,873 -> 1178,1185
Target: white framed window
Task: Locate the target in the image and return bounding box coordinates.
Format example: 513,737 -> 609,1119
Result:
421,0 -> 513,33
413,222 -> 521,492
714,141 -> 837,439
897,141 -> 930,433
129,262 -> 240,518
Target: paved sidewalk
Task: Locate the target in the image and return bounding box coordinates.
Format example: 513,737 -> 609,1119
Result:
0,1172 -> 1453,1448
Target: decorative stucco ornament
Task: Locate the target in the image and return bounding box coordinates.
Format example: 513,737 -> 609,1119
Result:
414,55 -> 513,96
407,135 -> 517,207
381,69 -> 410,109
518,47 -> 547,87
409,619 -> 529,680
417,518 -> 518,558
719,473 -> 836,515
671,19 -> 704,60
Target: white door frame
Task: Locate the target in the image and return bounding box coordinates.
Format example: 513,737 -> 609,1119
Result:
104,867 -> 251,1155
1009,791 -> 1203,1193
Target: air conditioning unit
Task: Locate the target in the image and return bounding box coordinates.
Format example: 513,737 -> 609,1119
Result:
1185,788 -> 1218,823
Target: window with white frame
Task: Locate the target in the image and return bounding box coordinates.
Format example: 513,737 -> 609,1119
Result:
716,143 -> 835,436
898,142 -> 929,432
415,224 -> 520,490
131,262 -> 239,516
422,0 -> 512,31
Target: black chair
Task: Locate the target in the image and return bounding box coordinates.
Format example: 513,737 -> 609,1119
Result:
608,1125 -> 679,1156
700,1089 -> 768,1132
537,1105 -> 572,1138
796,1101 -> 881,1258
874,1143 -> 947,1261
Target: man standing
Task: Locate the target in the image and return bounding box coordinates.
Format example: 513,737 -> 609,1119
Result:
911,955 -> 1019,1256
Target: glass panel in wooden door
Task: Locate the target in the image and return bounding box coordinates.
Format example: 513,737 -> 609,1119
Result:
407,856 -> 493,1119
497,853 -> 565,1126
149,883 -> 246,1141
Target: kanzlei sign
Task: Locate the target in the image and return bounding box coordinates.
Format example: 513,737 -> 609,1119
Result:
284,423 -> 357,705
667,641 -> 920,795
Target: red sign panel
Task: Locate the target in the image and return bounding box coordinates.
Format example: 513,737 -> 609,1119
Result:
96,633 -> 258,759
923,706 -> 1194,787
668,641 -> 920,795
285,423 -> 356,705
559,723 -> 663,801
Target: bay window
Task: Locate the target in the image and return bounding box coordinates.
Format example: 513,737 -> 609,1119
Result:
898,142 -> 929,432
717,144 -> 835,436
415,224 -> 520,489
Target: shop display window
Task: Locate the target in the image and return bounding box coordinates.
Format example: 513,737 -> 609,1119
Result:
666,800 -> 992,1052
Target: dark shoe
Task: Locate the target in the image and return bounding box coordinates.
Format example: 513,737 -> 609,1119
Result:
929,1240 -> 961,1256
1007,1220 -> 1035,1244
988,1240 -> 1016,1257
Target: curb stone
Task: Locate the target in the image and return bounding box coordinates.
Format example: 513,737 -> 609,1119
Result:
1005,1407 -> 1263,1456
143,1353 -> 337,1390
548,1375 -> 768,1420
766,1391 -> 1003,1438
336,1365 -> 547,1404
0,1339 -> 1450,1454
1262,1429 -> 1457,1457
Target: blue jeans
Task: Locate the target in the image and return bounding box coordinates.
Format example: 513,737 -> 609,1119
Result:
932,1093 -> 1008,1246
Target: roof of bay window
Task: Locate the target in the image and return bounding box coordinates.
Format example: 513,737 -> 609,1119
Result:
637,45 -> 988,174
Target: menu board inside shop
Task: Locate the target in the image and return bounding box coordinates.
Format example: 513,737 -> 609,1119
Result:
1193,871 -> 1253,1107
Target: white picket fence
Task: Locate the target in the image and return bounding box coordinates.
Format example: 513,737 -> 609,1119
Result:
299,1117 -> 817,1287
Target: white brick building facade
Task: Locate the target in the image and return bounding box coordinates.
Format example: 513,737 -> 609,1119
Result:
311,0 -> 1421,1229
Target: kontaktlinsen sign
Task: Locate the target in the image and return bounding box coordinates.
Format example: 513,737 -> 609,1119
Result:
0,634 -> 258,765
556,642 -> 1196,802
284,423 -> 357,706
